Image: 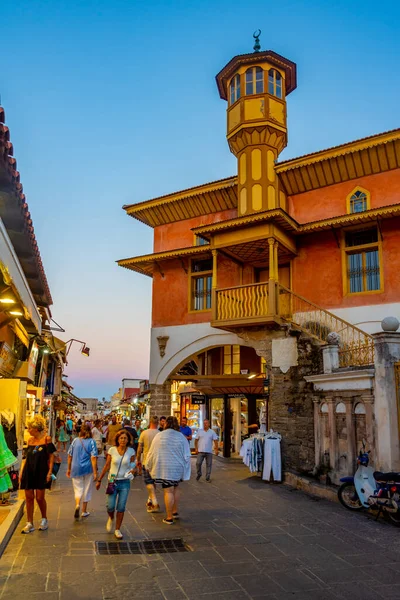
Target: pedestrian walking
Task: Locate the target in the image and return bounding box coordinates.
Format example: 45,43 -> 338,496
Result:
67,424 -> 98,519
122,419 -> 138,450
101,421 -> 108,456
158,416 -> 166,431
96,429 -> 136,539
136,416 -> 160,512
145,416 -> 191,525
179,417 -> 193,444
66,415 -> 74,438
56,420 -> 69,452
19,415 -> 56,534
195,419 -> 219,482
91,419 -> 103,456
105,415 -> 121,453
75,418 -> 82,436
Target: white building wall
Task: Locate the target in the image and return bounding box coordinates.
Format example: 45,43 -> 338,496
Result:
150,323 -> 244,385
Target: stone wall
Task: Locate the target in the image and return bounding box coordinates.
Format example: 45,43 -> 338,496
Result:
268,334 -> 322,474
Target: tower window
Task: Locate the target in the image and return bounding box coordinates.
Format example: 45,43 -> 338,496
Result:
268,69 -> 282,98
245,67 -> 264,96
349,190 -> 368,213
229,74 -> 241,105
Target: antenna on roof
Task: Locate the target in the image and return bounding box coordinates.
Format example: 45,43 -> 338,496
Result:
253,29 -> 261,53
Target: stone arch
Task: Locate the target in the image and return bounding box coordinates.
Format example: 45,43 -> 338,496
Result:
335,402 -> 346,413
153,332 -> 247,385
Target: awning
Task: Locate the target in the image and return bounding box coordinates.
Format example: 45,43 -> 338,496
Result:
0,218 -> 42,332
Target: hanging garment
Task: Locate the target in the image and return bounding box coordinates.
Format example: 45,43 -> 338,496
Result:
0,424 -> 18,493
262,438 -> 282,482
1,414 -> 18,457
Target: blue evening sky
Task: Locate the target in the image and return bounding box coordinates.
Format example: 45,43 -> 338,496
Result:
1,0 -> 399,399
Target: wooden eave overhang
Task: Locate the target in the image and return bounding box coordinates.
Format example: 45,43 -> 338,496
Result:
215,50 -> 297,100
276,128 -> 400,195
192,208 -> 299,240
0,106 -> 52,306
298,202 -> 400,234
117,245 -> 211,277
122,177 -> 237,227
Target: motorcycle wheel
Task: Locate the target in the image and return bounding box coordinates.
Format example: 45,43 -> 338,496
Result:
385,509 -> 400,527
338,482 -> 363,510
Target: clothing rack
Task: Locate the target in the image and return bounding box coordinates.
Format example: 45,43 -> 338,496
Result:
241,429 -> 282,482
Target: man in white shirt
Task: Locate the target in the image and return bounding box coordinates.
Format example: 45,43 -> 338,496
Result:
195,419 -> 219,482
136,416 -> 160,512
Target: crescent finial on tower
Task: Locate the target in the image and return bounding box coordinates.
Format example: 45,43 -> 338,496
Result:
253,29 -> 261,52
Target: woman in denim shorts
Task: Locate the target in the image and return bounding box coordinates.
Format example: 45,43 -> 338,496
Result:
96,429 -> 136,539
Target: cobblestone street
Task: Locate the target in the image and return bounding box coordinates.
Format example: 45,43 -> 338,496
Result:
1,457 -> 400,600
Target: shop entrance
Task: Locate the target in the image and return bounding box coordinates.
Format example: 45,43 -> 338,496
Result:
210,395 -> 266,458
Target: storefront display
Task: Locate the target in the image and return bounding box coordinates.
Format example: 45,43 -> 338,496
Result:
211,398 -> 224,453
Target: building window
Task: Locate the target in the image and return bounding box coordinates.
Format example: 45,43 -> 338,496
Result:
194,234 -> 209,246
245,67 -> 264,95
224,345 -> 240,375
190,258 -> 212,311
344,227 -> 381,294
348,189 -> 369,214
268,69 -> 282,98
229,74 -> 241,105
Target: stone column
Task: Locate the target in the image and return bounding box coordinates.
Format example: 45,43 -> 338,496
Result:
149,381 -> 172,418
313,399 -> 322,469
362,394 -> 375,455
373,332 -> 400,471
344,398 -> 356,472
327,397 -> 337,472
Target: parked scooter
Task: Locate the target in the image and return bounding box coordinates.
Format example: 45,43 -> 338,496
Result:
338,443 -> 400,526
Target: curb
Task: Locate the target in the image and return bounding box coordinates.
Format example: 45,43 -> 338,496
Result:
283,471 -> 339,503
0,499 -> 25,557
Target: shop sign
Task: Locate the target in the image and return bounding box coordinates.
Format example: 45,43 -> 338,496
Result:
27,341 -> 39,382
0,341 -> 18,376
227,393 -> 244,398
240,369 -> 249,375
191,394 -> 205,404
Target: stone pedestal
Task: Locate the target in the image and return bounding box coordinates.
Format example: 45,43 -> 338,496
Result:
322,344 -> 339,374
373,332 -> 400,471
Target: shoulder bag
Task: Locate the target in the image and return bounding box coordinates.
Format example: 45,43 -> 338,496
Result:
106,449 -> 126,495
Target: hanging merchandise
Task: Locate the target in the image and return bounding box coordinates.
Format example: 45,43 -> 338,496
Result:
0,424 -> 18,493
262,430 -> 282,482
1,410 -> 18,457
240,429 -> 282,482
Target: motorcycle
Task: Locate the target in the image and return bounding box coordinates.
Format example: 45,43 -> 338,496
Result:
338,443 -> 400,526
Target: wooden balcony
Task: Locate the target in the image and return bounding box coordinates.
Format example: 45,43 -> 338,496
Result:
211,282 -> 374,368
211,281 -> 283,329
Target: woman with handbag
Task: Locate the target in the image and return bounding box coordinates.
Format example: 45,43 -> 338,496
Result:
19,415 -> 56,534
96,429 -> 136,539
67,424 -> 98,519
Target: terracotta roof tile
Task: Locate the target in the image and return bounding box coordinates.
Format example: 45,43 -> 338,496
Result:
0,106 -> 52,305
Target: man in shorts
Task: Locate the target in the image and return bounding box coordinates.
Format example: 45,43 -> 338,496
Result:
136,416 -> 160,512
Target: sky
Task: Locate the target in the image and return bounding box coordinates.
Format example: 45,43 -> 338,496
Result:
1,0 -> 400,399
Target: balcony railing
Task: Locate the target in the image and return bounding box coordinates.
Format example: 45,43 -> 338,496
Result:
213,282 -> 274,327
212,281 -> 374,367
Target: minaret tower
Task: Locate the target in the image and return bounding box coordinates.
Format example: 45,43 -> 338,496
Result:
216,32 -> 297,216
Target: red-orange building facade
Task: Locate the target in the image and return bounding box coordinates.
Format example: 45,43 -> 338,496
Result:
119,45 -> 400,464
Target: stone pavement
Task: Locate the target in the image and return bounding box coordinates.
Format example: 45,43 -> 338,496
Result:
1,455 -> 400,600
